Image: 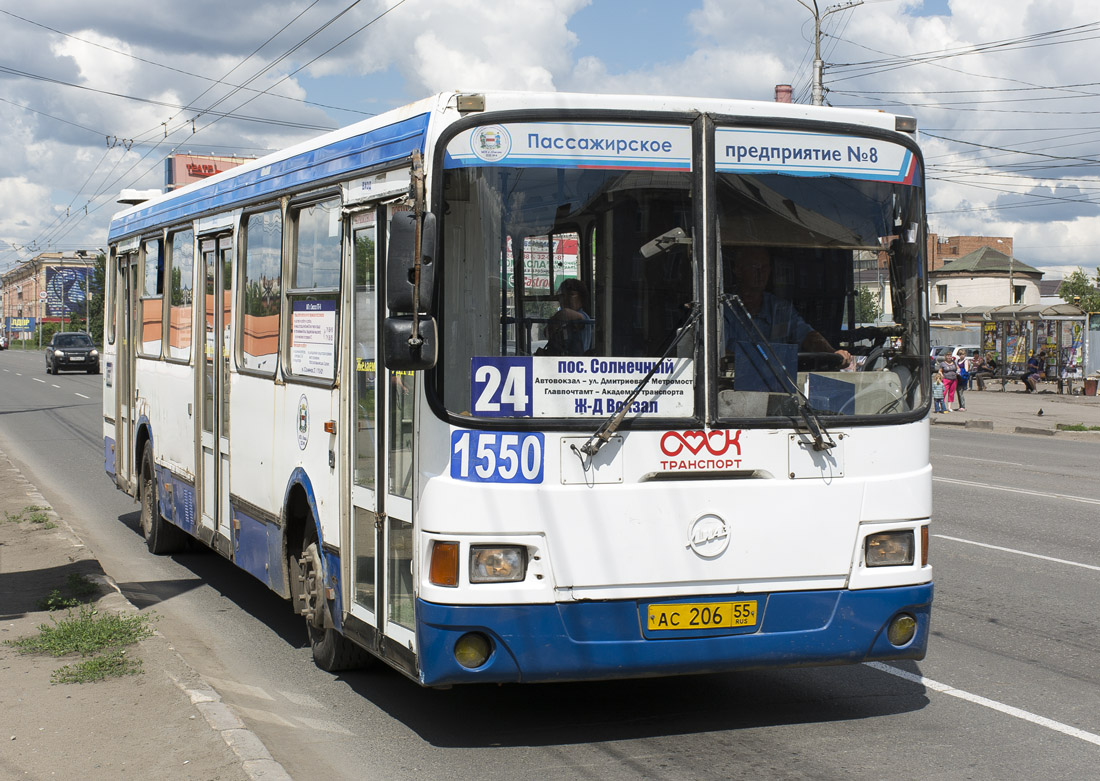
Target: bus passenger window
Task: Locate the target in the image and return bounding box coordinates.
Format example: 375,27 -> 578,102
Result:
140,238 -> 164,357
167,230 -> 193,361
241,210 -> 282,374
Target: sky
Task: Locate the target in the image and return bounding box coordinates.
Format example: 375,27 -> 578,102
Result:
2,0 -> 1099,280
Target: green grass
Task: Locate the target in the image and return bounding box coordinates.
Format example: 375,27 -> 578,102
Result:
3,505 -> 57,529
4,605 -> 154,684
1057,423 -> 1100,432
37,573 -> 101,611
51,650 -> 143,684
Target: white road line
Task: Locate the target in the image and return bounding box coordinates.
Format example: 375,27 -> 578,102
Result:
934,534 -> 1100,572
32,377 -> 45,384
74,392 -> 89,399
938,453 -> 1023,466
934,476 -> 1100,506
866,662 -> 1100,747
51,384 -> 60,388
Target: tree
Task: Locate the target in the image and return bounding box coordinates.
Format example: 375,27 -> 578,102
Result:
88,254 -> 106,344
1057,267 -> 1100,312
855,287 -> 881,323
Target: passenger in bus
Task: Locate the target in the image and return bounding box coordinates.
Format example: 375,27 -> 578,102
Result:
540,278 -> 594,356
723,246 -> 851,367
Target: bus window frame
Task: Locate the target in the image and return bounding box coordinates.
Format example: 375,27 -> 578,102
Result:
425,108 -> 706,432
164,224 -> 196,366
237,203 -> 285,379
137,233 -> 166,360
283,190 -> 343,388
107,247 -> 118,346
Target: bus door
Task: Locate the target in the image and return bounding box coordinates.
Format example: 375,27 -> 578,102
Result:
348,206 -> 416,652
198,234 -> 233,542
114,250 -> 139,493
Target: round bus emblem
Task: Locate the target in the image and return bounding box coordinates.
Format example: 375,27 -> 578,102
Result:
297,395 -> 309,450
471,125 -> 511,162
686,514 -> 730,558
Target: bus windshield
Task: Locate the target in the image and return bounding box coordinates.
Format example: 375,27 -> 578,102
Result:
438,159 -> 696,420
716,171 -> 926,420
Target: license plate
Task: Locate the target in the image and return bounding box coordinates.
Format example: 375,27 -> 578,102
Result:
647,601 -> 757,631
69,355 -> 84,361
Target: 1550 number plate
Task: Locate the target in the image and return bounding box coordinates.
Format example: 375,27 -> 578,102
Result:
647,601 -> 758,631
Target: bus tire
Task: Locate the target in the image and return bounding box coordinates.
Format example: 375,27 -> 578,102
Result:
139,444 -> 187,555
299,538 -> 371,672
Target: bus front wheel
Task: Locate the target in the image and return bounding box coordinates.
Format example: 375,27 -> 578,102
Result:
139,445 -> 187,554
296,537 -> 370,672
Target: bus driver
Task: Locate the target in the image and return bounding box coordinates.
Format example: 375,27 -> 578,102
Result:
723,246 -> 852,368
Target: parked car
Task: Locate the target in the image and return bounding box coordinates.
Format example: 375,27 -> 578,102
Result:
0,334 -> 8,350
933,344 -> 979,371
45,332 -> 99,374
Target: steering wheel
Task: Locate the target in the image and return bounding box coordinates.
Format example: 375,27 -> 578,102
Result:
859,346 -> 888,372
797,352 -> 846,372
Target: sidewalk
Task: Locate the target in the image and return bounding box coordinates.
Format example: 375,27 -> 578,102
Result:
0,449 -> 289,781
932,380 -> 1100,437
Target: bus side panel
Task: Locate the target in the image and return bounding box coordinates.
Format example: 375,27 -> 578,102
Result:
141,359 -> 197,495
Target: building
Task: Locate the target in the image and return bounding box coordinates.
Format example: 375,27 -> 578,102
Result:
1,250 -> 99,340
929,245 -> 1042,317
926,234 -> 1013,272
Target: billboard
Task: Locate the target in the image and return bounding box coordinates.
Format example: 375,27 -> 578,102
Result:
165,153 -> 251,190
45,267 -> 90,318
6,317 -> 36,333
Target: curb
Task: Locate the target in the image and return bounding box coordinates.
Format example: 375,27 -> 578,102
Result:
1013,426 -> 1055,436
0,449 -> 292,781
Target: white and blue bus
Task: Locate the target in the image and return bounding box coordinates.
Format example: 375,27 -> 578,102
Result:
103,91 -> 932,686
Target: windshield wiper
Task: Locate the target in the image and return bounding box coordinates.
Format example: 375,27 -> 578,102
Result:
574,304 -> 701,459
721,294 -> 836,452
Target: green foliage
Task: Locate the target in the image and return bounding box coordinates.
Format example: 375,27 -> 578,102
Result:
5,604 -> 154,684
52,649 -> 143,684
37,573 -> 101,610
1057,267 -> 1100,311
88,253 -> 106,344
855,287 -> 881,323
3,505 -> 55,529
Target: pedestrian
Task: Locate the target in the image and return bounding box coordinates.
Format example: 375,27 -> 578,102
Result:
955,349 -> 970,411
932,370 -> 947,413
941,353 -> 959,410
1024,352 -> 1041,392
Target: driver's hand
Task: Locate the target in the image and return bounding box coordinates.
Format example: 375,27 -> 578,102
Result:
835,349 -> 853,370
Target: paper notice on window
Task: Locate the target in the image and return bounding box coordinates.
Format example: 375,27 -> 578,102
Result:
291,299 -> 336,379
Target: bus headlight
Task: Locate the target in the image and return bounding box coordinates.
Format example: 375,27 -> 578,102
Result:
865,531 -> 915,567
469,546 -> 527,583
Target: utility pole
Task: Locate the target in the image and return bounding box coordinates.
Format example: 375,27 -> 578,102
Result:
797,0 -> 864,106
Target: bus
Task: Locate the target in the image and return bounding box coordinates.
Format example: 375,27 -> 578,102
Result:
103,90 -> 932,686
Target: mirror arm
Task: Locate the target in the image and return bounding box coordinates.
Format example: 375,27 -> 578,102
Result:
409,149 -> 425,348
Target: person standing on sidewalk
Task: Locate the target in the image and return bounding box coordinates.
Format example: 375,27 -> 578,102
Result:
942,353 -> 959,411
933,370 -> 947,413
955,349 -> 971,411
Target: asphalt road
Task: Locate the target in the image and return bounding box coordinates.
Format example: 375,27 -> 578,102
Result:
2,344 -> 1099,780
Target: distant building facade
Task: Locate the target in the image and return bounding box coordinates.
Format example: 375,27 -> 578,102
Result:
1,250 -> 98,337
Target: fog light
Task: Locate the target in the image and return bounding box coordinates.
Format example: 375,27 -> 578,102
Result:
470,546 -> 527,583
454,632 -> 492,668
865,530 -> 915,567
887,613 -> 918,647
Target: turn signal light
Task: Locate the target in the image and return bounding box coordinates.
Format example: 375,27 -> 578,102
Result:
429,541 -> 459,587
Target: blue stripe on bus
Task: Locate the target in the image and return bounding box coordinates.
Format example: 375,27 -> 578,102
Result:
415,583 -> 932,685
108,112 -> 431,241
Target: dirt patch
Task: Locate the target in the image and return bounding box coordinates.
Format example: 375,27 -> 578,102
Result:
0,482 -> 249,779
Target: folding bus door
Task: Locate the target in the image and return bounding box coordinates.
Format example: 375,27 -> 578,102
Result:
198,234 -> 233,544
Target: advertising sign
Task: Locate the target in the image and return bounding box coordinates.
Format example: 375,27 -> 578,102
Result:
6,317 -> 36,333
45,267 -> 90,318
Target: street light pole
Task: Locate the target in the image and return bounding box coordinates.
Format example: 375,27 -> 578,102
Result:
797,0 -> 864,106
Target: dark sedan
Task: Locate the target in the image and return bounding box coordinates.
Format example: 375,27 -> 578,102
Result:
45,332 -> 99,374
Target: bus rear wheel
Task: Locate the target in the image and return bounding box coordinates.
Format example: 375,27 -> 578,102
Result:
297,538 -> 371,672
139,444 -> 188,554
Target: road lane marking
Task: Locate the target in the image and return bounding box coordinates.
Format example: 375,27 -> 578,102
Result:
51,384 -> 60,388
934,476 -> 1100,506
867,662 -> 1100,747
934,534 -> 1100,572
75,392 -> 89,399
32,377 -> 45,383
938,453 -> 1023,466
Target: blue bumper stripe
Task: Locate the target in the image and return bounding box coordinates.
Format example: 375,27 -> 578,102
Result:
416,583 -> 932,686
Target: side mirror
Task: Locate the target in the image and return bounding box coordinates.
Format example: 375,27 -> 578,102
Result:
383,315 -> 437,371
387,210 -> 436,314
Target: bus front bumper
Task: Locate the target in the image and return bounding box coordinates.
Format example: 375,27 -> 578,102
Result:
416,583 -> 932,686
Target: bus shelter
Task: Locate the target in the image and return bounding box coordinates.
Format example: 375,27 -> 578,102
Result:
936,303 -> 1087,394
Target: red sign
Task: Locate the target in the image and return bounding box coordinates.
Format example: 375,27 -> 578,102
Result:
659,430 -> 742,471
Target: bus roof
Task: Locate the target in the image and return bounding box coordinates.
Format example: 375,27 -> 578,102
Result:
107,90 -> 910,243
